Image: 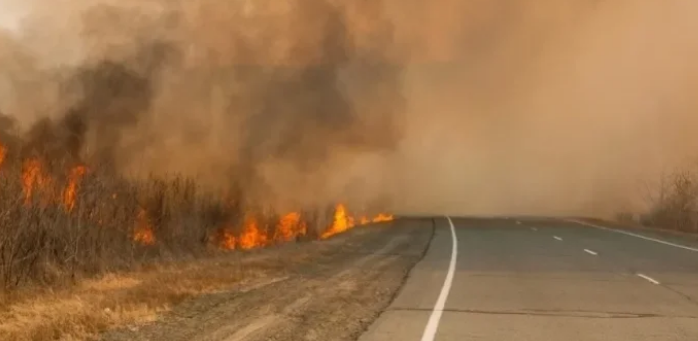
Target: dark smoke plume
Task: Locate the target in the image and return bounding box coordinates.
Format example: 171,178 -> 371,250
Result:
0,0 -> 405,211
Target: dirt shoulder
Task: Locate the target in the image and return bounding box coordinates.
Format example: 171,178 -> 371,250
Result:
95,218 -> 433,341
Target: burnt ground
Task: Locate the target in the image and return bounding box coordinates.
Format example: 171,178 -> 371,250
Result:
99,218 -> 434,341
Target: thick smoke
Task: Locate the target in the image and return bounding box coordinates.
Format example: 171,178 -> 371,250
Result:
389,0 -> 698,217
0,0 -> 405,211
2,0 -> 698,217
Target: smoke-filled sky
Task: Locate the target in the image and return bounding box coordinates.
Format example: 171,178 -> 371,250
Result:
1,0 -> 698,217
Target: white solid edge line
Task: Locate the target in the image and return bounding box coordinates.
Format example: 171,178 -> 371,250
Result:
637,273 -> 661,285
568,219 -> 698,253
554,236 -> 563,241
584,249 -> 598,256
420,216 -> 458,341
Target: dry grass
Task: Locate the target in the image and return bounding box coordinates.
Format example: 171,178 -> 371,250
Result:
0,132 -> 393,340
0,149 -> 324,291
0,254 -> 276,341
0,144 -> 331,340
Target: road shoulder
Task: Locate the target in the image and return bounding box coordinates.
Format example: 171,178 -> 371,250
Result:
99,219 -> 433,341
358,217 -> 451,341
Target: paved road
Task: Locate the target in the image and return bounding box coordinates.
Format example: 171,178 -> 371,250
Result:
359,217 -> 698,341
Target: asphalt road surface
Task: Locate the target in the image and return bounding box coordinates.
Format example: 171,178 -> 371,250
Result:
359,217 -> 698,341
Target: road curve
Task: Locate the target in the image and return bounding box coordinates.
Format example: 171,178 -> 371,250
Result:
359,217 -> 698,341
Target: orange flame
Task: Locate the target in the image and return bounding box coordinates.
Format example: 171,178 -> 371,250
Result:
372,213 -> 394,223
133,208 -> 156,246
0,144 -> 6,167
321,204 -> 354,239
63,165 -> 87,212
274,212 -> 306,242
321,204 -> 395,239
239,215 -> 269,250
22,158 -> 49,205
219,228 -> 237,250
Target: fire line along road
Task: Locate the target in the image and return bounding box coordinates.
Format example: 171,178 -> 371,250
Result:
102,217 -> 698,341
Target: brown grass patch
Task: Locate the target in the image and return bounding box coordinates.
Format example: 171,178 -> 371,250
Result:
0,254 -> 270,341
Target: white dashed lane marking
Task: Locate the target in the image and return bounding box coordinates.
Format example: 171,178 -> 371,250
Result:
637,274 -> 660,285
567,219 -> 698,253
584,249 -> 598,256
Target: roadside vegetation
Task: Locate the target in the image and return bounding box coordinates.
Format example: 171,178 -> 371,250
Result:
632,168 -> 698,234
0,141 -> 393,341
0,147 -> 315,293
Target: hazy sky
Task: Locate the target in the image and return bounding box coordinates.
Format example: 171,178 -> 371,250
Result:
0,1 -> 24,32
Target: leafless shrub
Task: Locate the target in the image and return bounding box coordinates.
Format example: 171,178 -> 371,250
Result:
642,168 -> 698,233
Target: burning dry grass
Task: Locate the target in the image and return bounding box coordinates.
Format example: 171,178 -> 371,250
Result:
0,143 -> 286,291
0,145 -> 6,168
321,203 -> 394,239
0,140 -> 393,340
